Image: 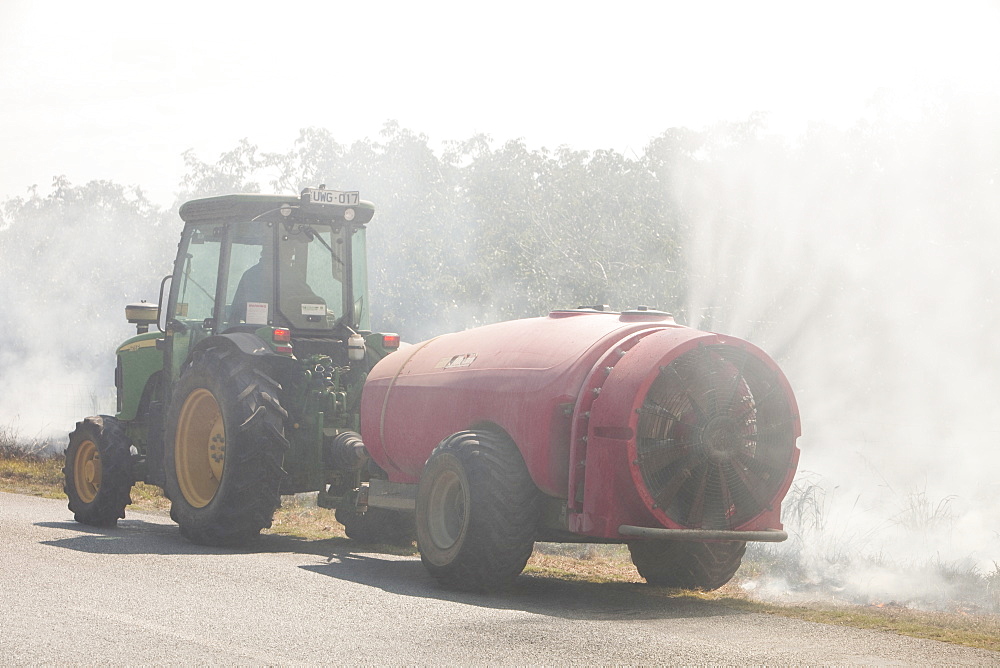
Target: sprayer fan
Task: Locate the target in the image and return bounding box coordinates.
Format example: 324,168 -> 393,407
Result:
635,345 -> 794,529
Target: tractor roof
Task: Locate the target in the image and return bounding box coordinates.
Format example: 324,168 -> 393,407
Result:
178,192 -> 375,226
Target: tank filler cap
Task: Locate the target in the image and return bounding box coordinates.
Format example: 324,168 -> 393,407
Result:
619,305 -> 673,321
549,305 -> 617,318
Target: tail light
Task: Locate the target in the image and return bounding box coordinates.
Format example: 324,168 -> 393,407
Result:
273,328 -> 293,354
382,333 -> 400,350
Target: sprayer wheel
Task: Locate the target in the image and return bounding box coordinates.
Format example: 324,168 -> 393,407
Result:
336,506 -> 415,546
628,539 -> 747,591
163,347 -> 288,546
64,415 -> 134,527
415,429 -> 541,592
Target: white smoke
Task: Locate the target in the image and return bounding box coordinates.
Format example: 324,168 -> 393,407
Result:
674,92 -> 1000,610
0,181 -> 174,444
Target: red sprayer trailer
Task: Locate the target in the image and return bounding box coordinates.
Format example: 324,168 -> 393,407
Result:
360,306 -> 800,591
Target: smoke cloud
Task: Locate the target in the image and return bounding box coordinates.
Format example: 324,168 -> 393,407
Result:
0,180 -> 174,439
674,92 -> 1000,610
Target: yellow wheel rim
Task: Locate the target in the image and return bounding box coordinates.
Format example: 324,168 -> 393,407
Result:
73,439 -> 101,504
175,388 -> 226,508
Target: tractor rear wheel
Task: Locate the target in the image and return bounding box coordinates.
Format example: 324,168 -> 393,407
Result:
163,347 -> 288,546
628,540 -> 746,590
63,415 -> 134,527
415,429 -> 540,592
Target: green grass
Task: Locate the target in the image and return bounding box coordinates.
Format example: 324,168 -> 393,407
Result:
2,439 -> 998,654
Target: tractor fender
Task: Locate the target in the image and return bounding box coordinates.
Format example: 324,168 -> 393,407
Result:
191,332 -> 280,358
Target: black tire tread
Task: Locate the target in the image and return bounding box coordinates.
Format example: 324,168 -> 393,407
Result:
63,415 -> 134,527
417,429 -> 540,592
164,347 -> 287,546
628,539 -> 746,590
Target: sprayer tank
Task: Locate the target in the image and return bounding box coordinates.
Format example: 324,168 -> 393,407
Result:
360,309 -> 801,537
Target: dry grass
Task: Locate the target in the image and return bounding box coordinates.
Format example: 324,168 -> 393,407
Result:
129,482 -> 172,512
267,497 -> 348,540
526,551 -> 642,584
0,427 -> 65,498
0,452 -> 66,497
699,594 -> 1000,653
529,548 -> 1000,652
1,442 -> 998,653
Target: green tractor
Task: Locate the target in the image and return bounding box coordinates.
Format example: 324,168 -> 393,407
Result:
63,188 -> 405,545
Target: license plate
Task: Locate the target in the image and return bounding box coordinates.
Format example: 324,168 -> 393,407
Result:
306,188 -> 360,206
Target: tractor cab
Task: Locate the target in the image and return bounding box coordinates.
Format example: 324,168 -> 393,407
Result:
165,188 -> 375,378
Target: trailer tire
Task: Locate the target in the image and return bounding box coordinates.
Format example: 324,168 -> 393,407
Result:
628,539 -> 746,590
336,506 -> 415,546
64,415 -> 134,527
416,429 -> 540,592
164,347 -> 288,546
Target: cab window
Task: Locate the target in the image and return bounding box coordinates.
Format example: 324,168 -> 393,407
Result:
174,226 -> 222,324
226,223 -> 272,328
276,223 -> 345,330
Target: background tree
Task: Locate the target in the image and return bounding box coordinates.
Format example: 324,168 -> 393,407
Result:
180,122 -> 688,340
0,178 -> 172,432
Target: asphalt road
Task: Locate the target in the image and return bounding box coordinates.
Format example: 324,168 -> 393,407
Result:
1,491 -> 996,665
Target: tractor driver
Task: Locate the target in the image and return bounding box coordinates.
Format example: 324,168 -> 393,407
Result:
229,246 -> 273,326
229,236 -> 325,328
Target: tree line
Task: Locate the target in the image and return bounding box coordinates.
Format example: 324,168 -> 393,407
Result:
2,99 -> 997,378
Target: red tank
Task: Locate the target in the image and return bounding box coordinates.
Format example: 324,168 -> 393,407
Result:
360,308 -> 800,542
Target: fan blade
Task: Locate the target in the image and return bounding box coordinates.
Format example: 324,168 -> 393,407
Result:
685,467 -> 710,527
637,439 -> 690,472
731,462 -> 772,509
716,462 -> 737,528
652,464 -> 698,510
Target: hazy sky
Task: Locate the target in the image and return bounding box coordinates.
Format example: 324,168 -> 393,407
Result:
2,1 -> 998,206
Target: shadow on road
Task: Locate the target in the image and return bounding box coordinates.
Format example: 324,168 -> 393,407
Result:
297,553 -> 734,621
36,519 -> 738,622
37,519 -> 208,555
35,518 -> 414,557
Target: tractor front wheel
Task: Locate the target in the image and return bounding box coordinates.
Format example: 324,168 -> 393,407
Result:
415,429 -> 540,592
628,539 -> 746,590
63,416 -> 134,526
163,347 -> 288,546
